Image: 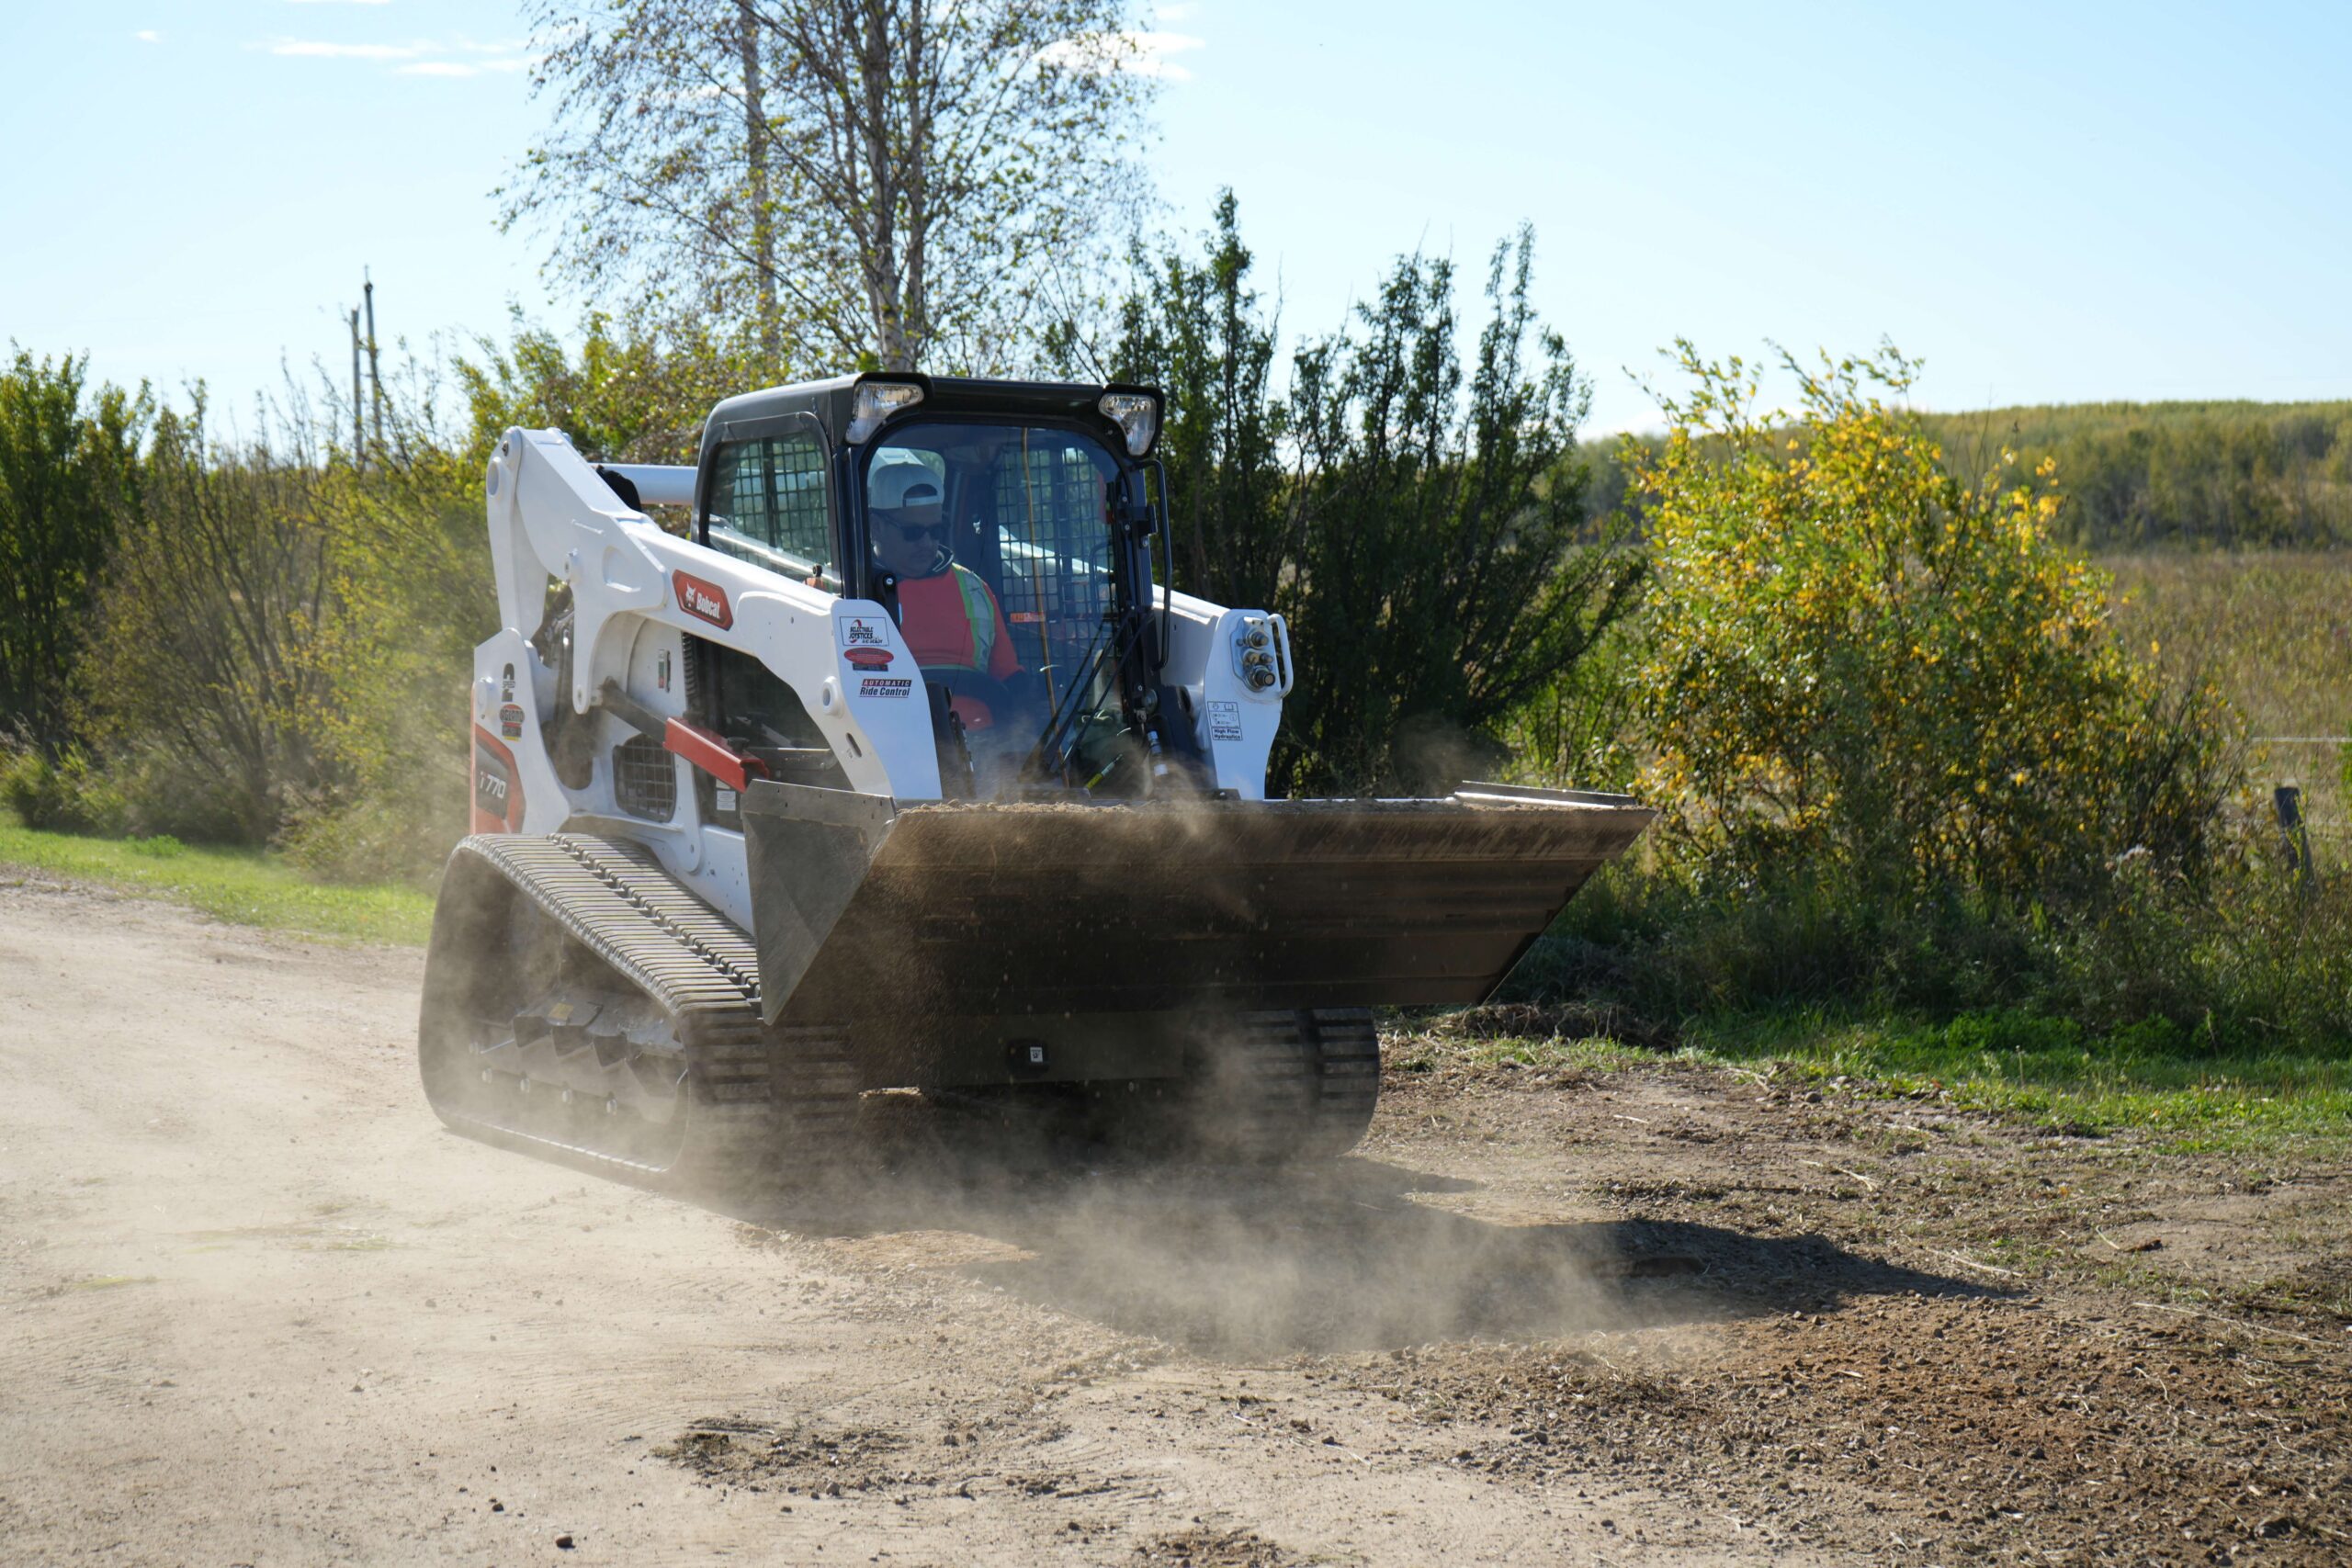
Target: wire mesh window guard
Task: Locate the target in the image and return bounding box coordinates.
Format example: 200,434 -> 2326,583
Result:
984,433 -> 1115,688
611,734 -> 677,821
709,433 -> 831,577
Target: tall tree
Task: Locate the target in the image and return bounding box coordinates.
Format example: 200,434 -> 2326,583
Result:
0,351 -> 149,750
1104,209 -> 1642,795
507,0 -> 1156,377
1277,231 -> 1642,795
735,0 -> 782,370
1099,191 -> 1291,612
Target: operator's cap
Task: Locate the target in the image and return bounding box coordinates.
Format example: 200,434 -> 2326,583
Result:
870,457 -> 943,512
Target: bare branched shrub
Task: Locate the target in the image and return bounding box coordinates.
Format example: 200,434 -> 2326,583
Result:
77,399 -> 340,841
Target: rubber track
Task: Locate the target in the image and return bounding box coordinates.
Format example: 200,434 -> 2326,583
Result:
440,833 -> 854,1185
435,836 -> 1374,1175
1300,1007 -> 1382,1158
1217,1007 -> 1382,1160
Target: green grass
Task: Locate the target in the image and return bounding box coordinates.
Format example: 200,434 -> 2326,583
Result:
1391,1028 -> 1660,1077
1396,1004 -> 2352,1153
0,818 -> 433,945
1681,1008 -> 2351,1150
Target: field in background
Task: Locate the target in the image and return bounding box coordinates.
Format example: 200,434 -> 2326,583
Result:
2107,550 -> 2351,867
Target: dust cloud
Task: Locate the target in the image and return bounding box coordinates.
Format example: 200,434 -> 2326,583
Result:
735,1086 -> 1660,1361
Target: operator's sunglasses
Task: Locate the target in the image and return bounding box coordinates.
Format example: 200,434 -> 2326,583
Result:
888,517 -> 948,543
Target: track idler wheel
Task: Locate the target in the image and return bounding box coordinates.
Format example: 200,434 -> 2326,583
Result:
1171,1007 -> 1382,1164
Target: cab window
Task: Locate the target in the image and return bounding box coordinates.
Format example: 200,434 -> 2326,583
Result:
708,431 -> 832,581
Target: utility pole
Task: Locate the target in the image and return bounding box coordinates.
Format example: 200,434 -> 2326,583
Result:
363,267 -> 384,454
348,306 -> 364,465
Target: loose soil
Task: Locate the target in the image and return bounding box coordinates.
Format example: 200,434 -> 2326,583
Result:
1,876 -> 2345,1564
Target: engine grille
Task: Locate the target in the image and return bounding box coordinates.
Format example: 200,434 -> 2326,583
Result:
611,734 -> 677,821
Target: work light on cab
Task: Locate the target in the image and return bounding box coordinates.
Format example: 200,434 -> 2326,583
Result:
848,378 -> 925,442
1099,389 -> 1159,456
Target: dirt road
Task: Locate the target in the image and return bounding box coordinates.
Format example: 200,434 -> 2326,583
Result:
2,877 -> 2346,1565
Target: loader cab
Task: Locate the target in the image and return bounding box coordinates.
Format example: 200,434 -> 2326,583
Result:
695,373 -> 1173,800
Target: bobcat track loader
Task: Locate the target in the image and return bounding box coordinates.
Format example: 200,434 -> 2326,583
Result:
418,373 -> 1652,1186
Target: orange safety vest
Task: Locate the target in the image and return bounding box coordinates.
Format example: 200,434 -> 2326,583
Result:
897,566 -> 1020,720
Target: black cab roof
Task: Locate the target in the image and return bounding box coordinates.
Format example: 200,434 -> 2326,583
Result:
701,372 -> 1159,457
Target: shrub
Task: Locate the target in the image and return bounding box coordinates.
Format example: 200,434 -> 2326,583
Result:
277,750 -> 467,888
107,743 -> 273,845
1540,853 -> 2041,1024
1522,346 -> 2338,1051
0,744 -> 128,836
0,350 -> 150,750
1627,342 -> 2241,905
77,366 -> 483,869
2038,837 -> 2352,1051
1544,812 -> 2352,1055
74,400 -> 341,843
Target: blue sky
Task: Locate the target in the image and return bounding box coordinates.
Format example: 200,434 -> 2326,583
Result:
4,1 -> 2347,434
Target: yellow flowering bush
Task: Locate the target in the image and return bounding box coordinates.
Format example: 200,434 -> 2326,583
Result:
1631,343 -> 2237,902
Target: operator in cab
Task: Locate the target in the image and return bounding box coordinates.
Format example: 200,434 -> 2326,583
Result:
867,457 -> 1021,731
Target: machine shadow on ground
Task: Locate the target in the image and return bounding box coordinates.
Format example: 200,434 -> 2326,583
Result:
718,1095 -> 2001,1359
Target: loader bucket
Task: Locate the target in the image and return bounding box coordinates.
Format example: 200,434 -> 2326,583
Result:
740,781 -> 1655,1025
